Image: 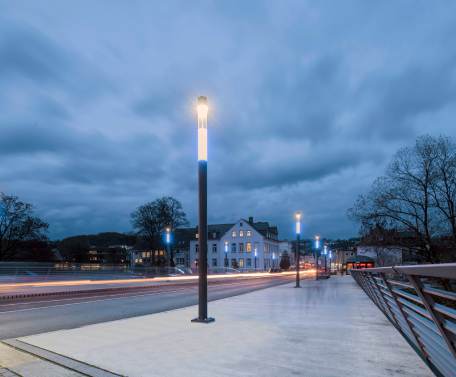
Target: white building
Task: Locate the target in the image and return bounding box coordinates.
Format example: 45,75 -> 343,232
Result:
189,217 -> 279,270
279,240 -> 293,266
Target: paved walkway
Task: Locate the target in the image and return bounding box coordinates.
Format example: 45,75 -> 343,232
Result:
5,275 -> 432,377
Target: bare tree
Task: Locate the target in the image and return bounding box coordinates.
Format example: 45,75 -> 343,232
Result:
0,192 -> 49,261
347,135 -> 456,266
130,196 -> 190,266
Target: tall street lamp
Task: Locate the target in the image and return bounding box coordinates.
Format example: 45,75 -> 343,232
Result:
295,212 -> 301,288
192,96 -> 214,324
254,247 -> 257,271
329,250 -> 332,274
166,227 -> 171,276
315,235 -> 320,281
272,252 -> 275,270
324,245 -> 327,274
225,241 -> 228,272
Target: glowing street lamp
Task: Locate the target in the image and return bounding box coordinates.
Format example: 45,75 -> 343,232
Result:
315,235 -> 320,281
254,247 -> 257,270
225,241 -> 229,272
166,227 -> 171,276
295,212 -> 301,288
324,245 -> 327,274
192,96 -> 214,324
329,250 -> 332,273
272,252 -> 275,270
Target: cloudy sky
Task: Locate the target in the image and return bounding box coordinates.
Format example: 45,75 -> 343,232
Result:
1,1 -> 456,241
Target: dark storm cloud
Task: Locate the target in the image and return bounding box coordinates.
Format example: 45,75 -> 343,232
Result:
1,1 -> 456,241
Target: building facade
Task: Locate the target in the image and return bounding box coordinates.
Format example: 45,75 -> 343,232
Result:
189,217 -> 279,270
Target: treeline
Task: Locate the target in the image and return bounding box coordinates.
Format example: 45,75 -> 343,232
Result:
53,232 -> 137,263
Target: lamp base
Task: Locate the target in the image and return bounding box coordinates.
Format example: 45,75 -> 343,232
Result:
191,317 -> 215,324
294,286 -> 301,288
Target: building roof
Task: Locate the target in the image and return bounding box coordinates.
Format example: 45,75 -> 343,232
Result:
345,255 -> 375,263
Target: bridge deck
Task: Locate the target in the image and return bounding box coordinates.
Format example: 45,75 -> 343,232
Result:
14,275 -> 433,377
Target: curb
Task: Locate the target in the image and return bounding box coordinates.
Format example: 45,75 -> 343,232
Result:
0,275 -> 289,300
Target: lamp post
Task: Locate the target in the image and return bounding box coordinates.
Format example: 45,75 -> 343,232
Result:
329,250 -> 332,274
225,241 -> 228,272
192,96 -> 214,324
272,252 -> 275,270
324,245 -> 327,274
315,235 -> 319,281
295,212 -> 301,288
254,248 -> 257,271
166,227 -> 171,276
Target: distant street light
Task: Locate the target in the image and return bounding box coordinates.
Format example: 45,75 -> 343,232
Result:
315,235 -> 320,281
272,252 -> 275,270
166,227 -> 171,276
329,250 -> 332,274
324,245 -> 327,274
225,241 -> 228,272
192,96 -> 214,324
295,212 -> 301,288
254,247 -> 257,271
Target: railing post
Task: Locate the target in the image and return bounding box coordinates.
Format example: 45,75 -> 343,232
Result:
381,273 -> 429,364
407,274 -> 456,362
368,272 -> 394,318
13,268 -> 18,282
45,267 -> 51,282
363,272 -> 383,309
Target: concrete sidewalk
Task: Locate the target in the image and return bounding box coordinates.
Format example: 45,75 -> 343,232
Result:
0,272 -> 297,299
8,276 -> 432,377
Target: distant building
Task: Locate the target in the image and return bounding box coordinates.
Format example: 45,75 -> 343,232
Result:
279,240 -> 293,266
88,246 -> 130,264
188,217 -> 279,270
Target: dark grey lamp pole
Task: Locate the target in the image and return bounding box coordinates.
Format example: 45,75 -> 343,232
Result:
295,212 -> 301,288
192,96 -> 214,324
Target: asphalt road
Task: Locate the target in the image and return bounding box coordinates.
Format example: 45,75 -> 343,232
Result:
0,275 -> 309,340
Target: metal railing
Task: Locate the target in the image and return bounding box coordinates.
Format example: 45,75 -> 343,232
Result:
350,264 -> 456,377
0,265 -> 274,284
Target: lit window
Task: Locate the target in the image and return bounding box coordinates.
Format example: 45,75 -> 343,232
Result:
232,231 -> 236,237
135,259 -> 138,263
247,259 -> 251,267
231,243 -> 236,253
196,245 -> 199,253
155,250 -> 158,255
247,231 -> 251,237
212,259 -> 217,267
239,243 -> 244,253
142,252 -> 146,258
196,234 -> 199,238
239,259 -> 244,267
212,244 -> 217,253
139,259 -> 142,263
239,230 -> 244,237
247,243 -> 251,252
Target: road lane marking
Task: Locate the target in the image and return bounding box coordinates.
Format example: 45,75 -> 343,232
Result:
0,277 -> 295,314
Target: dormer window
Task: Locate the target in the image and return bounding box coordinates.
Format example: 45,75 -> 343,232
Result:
240,222 -> 243,226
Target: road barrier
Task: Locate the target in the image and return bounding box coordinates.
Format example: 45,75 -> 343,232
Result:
350,264 -> 456,377
0,265 -> 272,284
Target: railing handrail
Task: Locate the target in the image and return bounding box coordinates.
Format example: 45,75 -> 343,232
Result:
350,263 -> 456,377
353,263 -> 456,280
